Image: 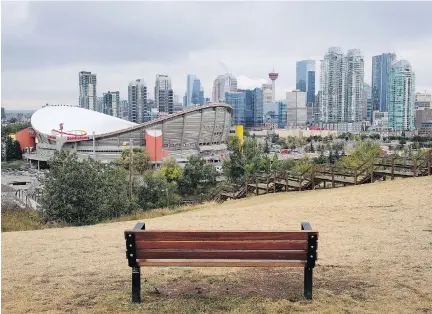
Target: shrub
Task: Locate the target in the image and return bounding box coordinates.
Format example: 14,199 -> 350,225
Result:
134,170 -> 181,210
40,151 -> 134,225
178,155 -> 217,197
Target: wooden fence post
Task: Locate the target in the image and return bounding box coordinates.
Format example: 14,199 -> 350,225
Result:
331,166 -> 335,188
354,167 -> 358,185
428,150 -> 432,176
266,175 -> 269,194
391,157 -> 395,180
311,167 -> 315,190
298,175 -> 302,192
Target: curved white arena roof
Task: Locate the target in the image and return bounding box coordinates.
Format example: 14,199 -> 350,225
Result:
31,106 -> 138,136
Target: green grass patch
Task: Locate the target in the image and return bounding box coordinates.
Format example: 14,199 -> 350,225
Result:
1,160 -> 25,169
102,201 -> 216,224
1,201 -> 214,232
1,209 -> 63,232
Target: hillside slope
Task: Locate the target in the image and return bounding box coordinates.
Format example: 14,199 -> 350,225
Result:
2,177 -> 432,313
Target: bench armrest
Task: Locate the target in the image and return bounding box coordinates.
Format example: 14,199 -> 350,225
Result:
301,222 -> 312,231
134,222 -> 145,230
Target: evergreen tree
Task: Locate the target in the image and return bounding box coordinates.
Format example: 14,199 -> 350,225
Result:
263,141 -> 270,154
310,141 -> 315,153
4,136 -> 14,161
329,151 -> 334,164
12,140 -> 22,160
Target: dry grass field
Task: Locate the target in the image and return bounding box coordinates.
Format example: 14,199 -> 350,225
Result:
2,177 -> 432,314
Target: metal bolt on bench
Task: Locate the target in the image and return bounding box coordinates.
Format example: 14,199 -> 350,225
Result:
125,221 -> 318,303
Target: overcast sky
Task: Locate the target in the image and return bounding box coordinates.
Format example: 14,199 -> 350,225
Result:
2,1 -> 432,110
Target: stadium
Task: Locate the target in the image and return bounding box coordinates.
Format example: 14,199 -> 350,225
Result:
27,104 -> 233,165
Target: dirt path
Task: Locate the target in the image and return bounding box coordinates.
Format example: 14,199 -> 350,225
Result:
2,177 -> 432,313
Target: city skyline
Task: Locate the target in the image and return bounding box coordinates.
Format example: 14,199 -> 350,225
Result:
2,1 -> 432,109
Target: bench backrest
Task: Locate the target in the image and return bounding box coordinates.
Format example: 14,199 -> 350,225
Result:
125,222 -> 318,268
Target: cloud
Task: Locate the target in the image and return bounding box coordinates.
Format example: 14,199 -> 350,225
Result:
1,1 -> 432,109
237,75 -> 268,90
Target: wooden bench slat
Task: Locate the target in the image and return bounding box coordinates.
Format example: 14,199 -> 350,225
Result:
138,259 -> 306,267
135,240 -> 308,250
135,249 -> 308,260
132,231 -> 314,241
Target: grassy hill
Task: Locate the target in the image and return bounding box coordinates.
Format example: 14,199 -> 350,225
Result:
2,177 -> 432,313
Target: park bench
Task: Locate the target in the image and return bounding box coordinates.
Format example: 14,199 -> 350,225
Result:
124,222 -> 318,303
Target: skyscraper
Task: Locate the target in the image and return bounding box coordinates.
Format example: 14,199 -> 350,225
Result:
415,92 -> 431,109
345,49 -> 364,122
96,96 -> 104,113
79,71 -> 97,110
120,100 -> 129,120
102,91 -> 120,117
239,88 -> 264,128
128,79 -> 148,123
278,101 -> 288,128
212,74 -> 237,103
155,74 -> 174,114
225,91 -> 246,126
363,83 -> 372,121
319,47 -> 346,123
186,75 -> 202,106
286,90 -> 307,127
296,60 -> 316,105
199,87 -> 205,106
388,60 -> 416,131
262,83 -> 273,106
372,53 -> 397,112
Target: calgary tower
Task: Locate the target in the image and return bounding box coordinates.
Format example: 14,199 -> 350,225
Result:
268,68 -> 279,102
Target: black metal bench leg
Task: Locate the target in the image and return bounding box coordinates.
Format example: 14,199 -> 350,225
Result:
304,266 -> 313,300
132,266 -> 141,304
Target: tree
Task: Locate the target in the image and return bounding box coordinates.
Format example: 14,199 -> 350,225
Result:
337,141 -> 381,168
224,136 -> 245,183
272,158 -> 295,172
40,151 -> 134,225
1,122 -> 31,141
313,155 -> 328,165
309,141 -> 315,153
263,141 -> 270,154
160,157 -> 182,182
134,171 -> 181,210
114,147 -> 151,175
4,136 -> 14,161
329,151 -> 334,164
12,140 -> 22,160
294,157 -> 313,173
178,155 -> 217,197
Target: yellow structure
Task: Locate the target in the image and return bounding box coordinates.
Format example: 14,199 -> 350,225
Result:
235,125 -> 244,145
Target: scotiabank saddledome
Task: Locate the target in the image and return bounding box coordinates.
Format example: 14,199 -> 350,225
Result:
30,104 -> 232,163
